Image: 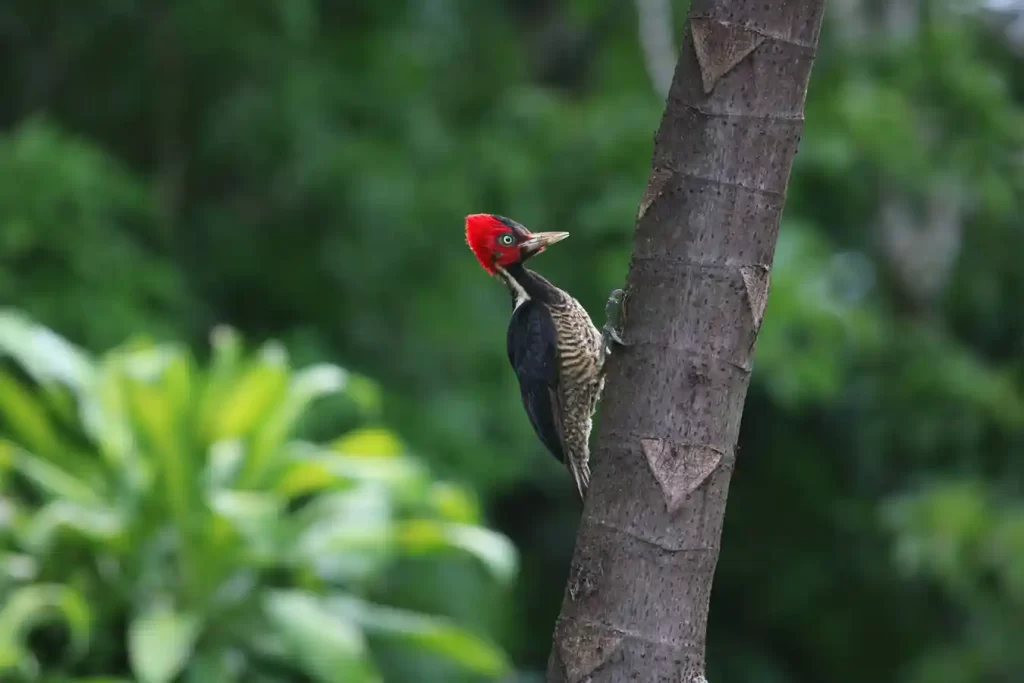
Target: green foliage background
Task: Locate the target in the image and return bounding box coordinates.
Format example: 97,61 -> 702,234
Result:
1,0 -> 1023,681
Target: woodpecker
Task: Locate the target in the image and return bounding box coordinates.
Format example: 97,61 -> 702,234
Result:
464,213 -> 627,498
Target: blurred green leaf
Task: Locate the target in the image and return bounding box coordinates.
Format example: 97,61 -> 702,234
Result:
292,487 -> 394,582
128,604 -> 200,683
182,648 -> 241,683
210,343 -> 289,442
198,327 -> 244,443
327,594 -> 510,676
19,500 -> 125,554
333,427 -> 405,457
241,362 -> 347,488
343,374 -> 384,417
264,590 -> 380,683
0,309 -> 94,392
275,456 -> 341,498
2,439 -> 102,506
428,482 -> 481,524
0,584 -> 91,660
0,371 -> 62,459
397,520 -> 518,584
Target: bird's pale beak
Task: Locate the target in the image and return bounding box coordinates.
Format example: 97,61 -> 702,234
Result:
521,231 -> 569,257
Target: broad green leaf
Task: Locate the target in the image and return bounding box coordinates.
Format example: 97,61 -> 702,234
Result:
3,439 -> 102,505
0,370 -> 61,458
342,374 -> 383,416
183,648 -> 242,683
161,350 -> 195,418
326,594 -> 510,676
197,326 -> 244,441
0,437 -> 12,472
275,457 -> 341,498
80,357 -> 137,473
0,553 -> 38,582
428,482 -> 480,524
208,343 -> 289,441
208,490 -> 283,561
125,378 -> 177,458
128,604 -> 200,683
332,427 -> 404,457
117,345 -> 179,384
204,439 -> 245,490
290,363 -> 348,402
264,590 -> 380,683
0,641 -> 30,676
293,487 -> 393,581
209,491 -> 282,522
19,500 -> 125,554
124,377 -> 192,528
0,584 -> 91,660
38,381 -> 78,428
396,521 -> 518,583
326,451 -> 427,490
0,309 -> 94,392
240,362 -> 347,487
284,442 -> 428,493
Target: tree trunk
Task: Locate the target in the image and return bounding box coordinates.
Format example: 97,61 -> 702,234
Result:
546,1 -> 826,681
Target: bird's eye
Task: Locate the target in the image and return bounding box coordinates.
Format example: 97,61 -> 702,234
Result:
499,234 -> 515,246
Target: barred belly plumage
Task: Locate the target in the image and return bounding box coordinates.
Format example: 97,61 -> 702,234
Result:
548,299 -> 605,495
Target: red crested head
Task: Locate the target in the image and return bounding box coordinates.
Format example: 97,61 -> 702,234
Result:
464,214 -> 569,276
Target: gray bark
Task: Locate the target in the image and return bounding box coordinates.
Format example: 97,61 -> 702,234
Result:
546,1 -> 826,681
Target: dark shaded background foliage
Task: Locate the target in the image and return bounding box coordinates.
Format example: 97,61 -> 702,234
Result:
1,0 -> 1024,681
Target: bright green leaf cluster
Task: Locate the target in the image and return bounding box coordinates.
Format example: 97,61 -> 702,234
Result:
0,310 -> 515,682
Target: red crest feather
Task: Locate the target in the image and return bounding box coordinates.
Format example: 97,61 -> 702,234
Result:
465,213 -> 506,275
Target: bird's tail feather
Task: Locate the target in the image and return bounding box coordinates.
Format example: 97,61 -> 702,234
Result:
571,459 -> 590,500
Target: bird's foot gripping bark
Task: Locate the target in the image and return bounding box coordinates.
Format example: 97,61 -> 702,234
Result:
601,287 -> 630,362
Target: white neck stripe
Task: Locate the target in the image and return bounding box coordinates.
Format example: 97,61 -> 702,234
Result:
496,266 -> 530,310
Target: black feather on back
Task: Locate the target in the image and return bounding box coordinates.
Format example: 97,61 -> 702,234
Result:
507,299 -> 564,463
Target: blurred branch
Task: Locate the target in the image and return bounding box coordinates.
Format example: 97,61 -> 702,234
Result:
826,0 -> 869,43
875,174 -> 967,313
151,1 -> 185,238
981,0 -> 1024,54
635,0 -> 676,99
527,5 -> 624,94
827,0 -> 919,44
834,0 -> 1024,50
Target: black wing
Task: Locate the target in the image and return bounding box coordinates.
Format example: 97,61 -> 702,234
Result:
507,300 -> 565,463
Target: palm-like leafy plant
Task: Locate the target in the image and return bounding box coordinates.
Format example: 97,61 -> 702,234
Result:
0,310 -> 516,683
